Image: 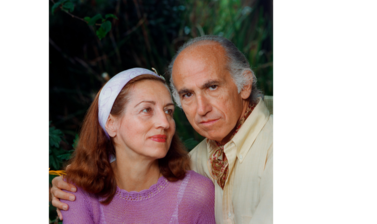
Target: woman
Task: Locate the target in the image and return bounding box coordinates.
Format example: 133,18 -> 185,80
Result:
59,68 -> 215,223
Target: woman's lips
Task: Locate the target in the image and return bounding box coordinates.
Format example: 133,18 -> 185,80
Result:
149,135 -> 167,142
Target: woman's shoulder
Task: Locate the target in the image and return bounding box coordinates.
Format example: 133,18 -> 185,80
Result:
185,170 -> 215,195
61,185 -> 102,223
178,170 -> 215,223
187,170 -> 213,183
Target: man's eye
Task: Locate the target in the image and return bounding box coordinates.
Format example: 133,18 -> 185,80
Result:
182,92 -> 192,98
209,85 -> 218,90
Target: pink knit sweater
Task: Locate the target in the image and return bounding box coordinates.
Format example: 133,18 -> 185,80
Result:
61,170 -> 215,223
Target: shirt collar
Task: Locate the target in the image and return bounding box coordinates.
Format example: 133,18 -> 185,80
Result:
232,97 -> 270,162
206,97 -> 270,162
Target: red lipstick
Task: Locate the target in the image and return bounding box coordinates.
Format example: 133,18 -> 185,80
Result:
150,135 -> 167,142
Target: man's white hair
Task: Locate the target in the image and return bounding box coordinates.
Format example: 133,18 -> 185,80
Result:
167,35 -> 262,107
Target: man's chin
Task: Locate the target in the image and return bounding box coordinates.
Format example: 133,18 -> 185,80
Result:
200,131 -> 224,142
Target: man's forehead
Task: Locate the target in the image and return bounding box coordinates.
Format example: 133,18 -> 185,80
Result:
172,42 -> 228,87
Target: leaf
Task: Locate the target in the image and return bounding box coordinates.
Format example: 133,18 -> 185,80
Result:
101,21 -> 112,33
105,14 -> 118,20
96,21 -> 111,40
96,27 -> 106,40
62,2 -> 75,12
57,150 -> 74,160
84,17 -> 91,23
51,0 -> 67,15
88,14 -> 103,26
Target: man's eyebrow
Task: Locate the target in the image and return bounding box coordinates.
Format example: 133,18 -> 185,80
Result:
177,80 -> 220,95
202,80 -> 220,89
178,88 -> 191,95
135,100 -> 155,107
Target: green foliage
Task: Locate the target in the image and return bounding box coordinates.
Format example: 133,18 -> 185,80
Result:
181,0 -> 273,95
51,0 -> 75,14
49,123 -> 64,170
49,121 -> 74,170
96,21 -> 112,40
183,138 -> 200,150
88,13 -> 103,26
51,0 -> 67,15
105,14 -> 118,20
50,1 -> 117,40
62,1 -> 75,12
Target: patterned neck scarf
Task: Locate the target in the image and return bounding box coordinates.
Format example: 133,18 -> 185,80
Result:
209,101 -> 257,189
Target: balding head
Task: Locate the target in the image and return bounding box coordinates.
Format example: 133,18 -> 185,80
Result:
168,35 -> 262,107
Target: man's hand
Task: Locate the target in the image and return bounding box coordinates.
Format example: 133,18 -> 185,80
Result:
50,175 -> 77,220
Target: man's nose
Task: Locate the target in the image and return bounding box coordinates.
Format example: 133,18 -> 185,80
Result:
196,95 -> 212,116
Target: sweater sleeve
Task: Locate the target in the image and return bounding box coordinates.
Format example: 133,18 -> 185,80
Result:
60,185 -> 99,224
179,171 -> 216,224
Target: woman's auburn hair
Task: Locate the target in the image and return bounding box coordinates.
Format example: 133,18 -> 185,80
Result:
65,75 -> 191,204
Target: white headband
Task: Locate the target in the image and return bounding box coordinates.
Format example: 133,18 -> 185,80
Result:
98,68 -> 162,138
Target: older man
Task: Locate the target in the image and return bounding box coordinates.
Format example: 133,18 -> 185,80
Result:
169,36 -> 272,224
51,35 -> 272,224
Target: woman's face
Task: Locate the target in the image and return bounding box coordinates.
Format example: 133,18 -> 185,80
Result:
112,80 -> 176,161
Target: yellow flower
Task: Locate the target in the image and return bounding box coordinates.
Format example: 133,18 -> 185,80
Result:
49,168 -> 66,176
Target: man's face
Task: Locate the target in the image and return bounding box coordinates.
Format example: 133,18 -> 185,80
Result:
172,43 -> 250,143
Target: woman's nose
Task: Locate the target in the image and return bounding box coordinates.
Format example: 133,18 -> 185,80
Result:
155,110 -> 170,129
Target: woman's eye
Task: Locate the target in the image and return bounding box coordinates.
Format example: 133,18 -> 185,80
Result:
209,85 -> 218,90
165,109 -> 173,115
142,108 -> 151,113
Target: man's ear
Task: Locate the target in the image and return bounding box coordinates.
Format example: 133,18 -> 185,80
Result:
105,115 -> 118,138
240,70 -> 253,100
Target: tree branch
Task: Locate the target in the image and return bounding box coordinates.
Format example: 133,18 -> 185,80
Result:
50,0 -> 101,26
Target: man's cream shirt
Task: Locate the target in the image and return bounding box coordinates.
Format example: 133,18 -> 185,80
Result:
189,98 -> 273,224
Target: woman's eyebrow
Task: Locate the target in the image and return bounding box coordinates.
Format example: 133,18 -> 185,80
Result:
134,100 -> 155,107
165,103 -> 175,107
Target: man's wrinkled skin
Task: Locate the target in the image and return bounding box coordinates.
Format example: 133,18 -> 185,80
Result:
50,41 -> 252,220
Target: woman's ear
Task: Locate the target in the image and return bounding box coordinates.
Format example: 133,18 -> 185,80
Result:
105,115 -> 118,138
240,70 -> 253,100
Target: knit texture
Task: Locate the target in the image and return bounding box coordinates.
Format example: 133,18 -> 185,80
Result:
61,170 -> 215,223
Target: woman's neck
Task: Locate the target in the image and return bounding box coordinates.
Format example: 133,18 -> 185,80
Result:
111,149 -> 161,192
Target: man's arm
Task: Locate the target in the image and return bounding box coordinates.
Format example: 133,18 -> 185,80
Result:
50,175 -> 77,220
249,144 -> 273,224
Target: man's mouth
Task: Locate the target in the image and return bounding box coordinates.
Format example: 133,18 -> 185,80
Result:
199,119 -> 220,126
